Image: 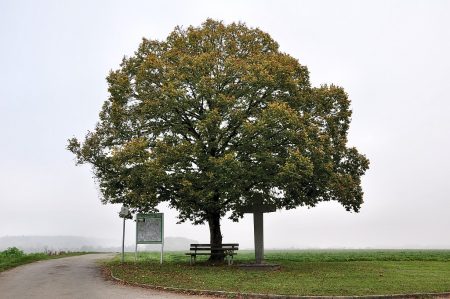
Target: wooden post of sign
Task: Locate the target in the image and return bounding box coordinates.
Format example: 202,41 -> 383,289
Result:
241,200 -> 276,265
254,212 -> 264,264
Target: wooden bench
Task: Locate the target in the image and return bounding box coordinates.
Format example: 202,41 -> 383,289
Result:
185,243 -> 239,265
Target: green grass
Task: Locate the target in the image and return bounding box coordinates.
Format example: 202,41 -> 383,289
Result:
106,250 -> 450,296
0,247 -> 87,272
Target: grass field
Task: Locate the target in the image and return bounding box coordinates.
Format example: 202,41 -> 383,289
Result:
0,247 -> 86,272
107,250 -> 450,296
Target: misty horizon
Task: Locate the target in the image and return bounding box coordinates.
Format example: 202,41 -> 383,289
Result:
3,235 -> 449,253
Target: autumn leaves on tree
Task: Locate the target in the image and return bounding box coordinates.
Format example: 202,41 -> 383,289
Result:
68,19 -> 369,260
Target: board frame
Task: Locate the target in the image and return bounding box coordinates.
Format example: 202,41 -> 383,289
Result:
135,213 -> 164,264
135,213 -> 164,244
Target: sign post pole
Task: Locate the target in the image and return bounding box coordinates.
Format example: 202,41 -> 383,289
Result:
118,206 -> 131,264
160,214 -> 164,264
135,238 -> 138,262
121,217 -> 126,263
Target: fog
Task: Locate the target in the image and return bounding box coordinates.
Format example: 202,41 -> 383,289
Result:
1,0 -> 449,250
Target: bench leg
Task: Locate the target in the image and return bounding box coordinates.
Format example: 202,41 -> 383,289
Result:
190,255 -> 192,265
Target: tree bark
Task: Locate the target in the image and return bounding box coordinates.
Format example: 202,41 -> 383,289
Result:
208,212 -> 224,262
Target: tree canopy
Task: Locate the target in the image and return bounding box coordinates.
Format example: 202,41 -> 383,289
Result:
68,19 -> 369,251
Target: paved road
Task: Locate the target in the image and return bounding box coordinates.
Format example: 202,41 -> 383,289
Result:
0,253 -> 213,299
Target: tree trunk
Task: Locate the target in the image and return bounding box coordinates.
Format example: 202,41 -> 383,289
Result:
208,213 -> 224,262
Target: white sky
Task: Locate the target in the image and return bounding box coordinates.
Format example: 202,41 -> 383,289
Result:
1,0 -> 449,249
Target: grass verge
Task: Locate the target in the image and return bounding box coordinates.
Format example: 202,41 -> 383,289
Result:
0,247 -> 87,272
106,250 -> 450,296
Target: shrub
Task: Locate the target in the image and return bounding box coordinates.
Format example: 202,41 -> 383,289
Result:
1,247 -> 25,257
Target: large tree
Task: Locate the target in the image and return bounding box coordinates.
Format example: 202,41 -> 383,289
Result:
68,19 -> 369,260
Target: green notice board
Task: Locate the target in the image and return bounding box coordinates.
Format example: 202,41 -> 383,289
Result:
136,213 -> 164,244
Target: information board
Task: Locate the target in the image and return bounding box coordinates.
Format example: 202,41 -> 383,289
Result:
136,213 -> 163,244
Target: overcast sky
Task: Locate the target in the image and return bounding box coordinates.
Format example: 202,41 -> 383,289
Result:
1,0 -> 449,249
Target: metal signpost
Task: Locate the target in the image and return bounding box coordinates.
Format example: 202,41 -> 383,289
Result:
135,213 -> 164,264
118,206 -> 132,263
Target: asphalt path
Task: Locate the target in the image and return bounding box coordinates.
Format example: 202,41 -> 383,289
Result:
0,253 -> 213,299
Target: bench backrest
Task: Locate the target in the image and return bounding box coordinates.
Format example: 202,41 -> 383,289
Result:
189,243 -> 239,251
